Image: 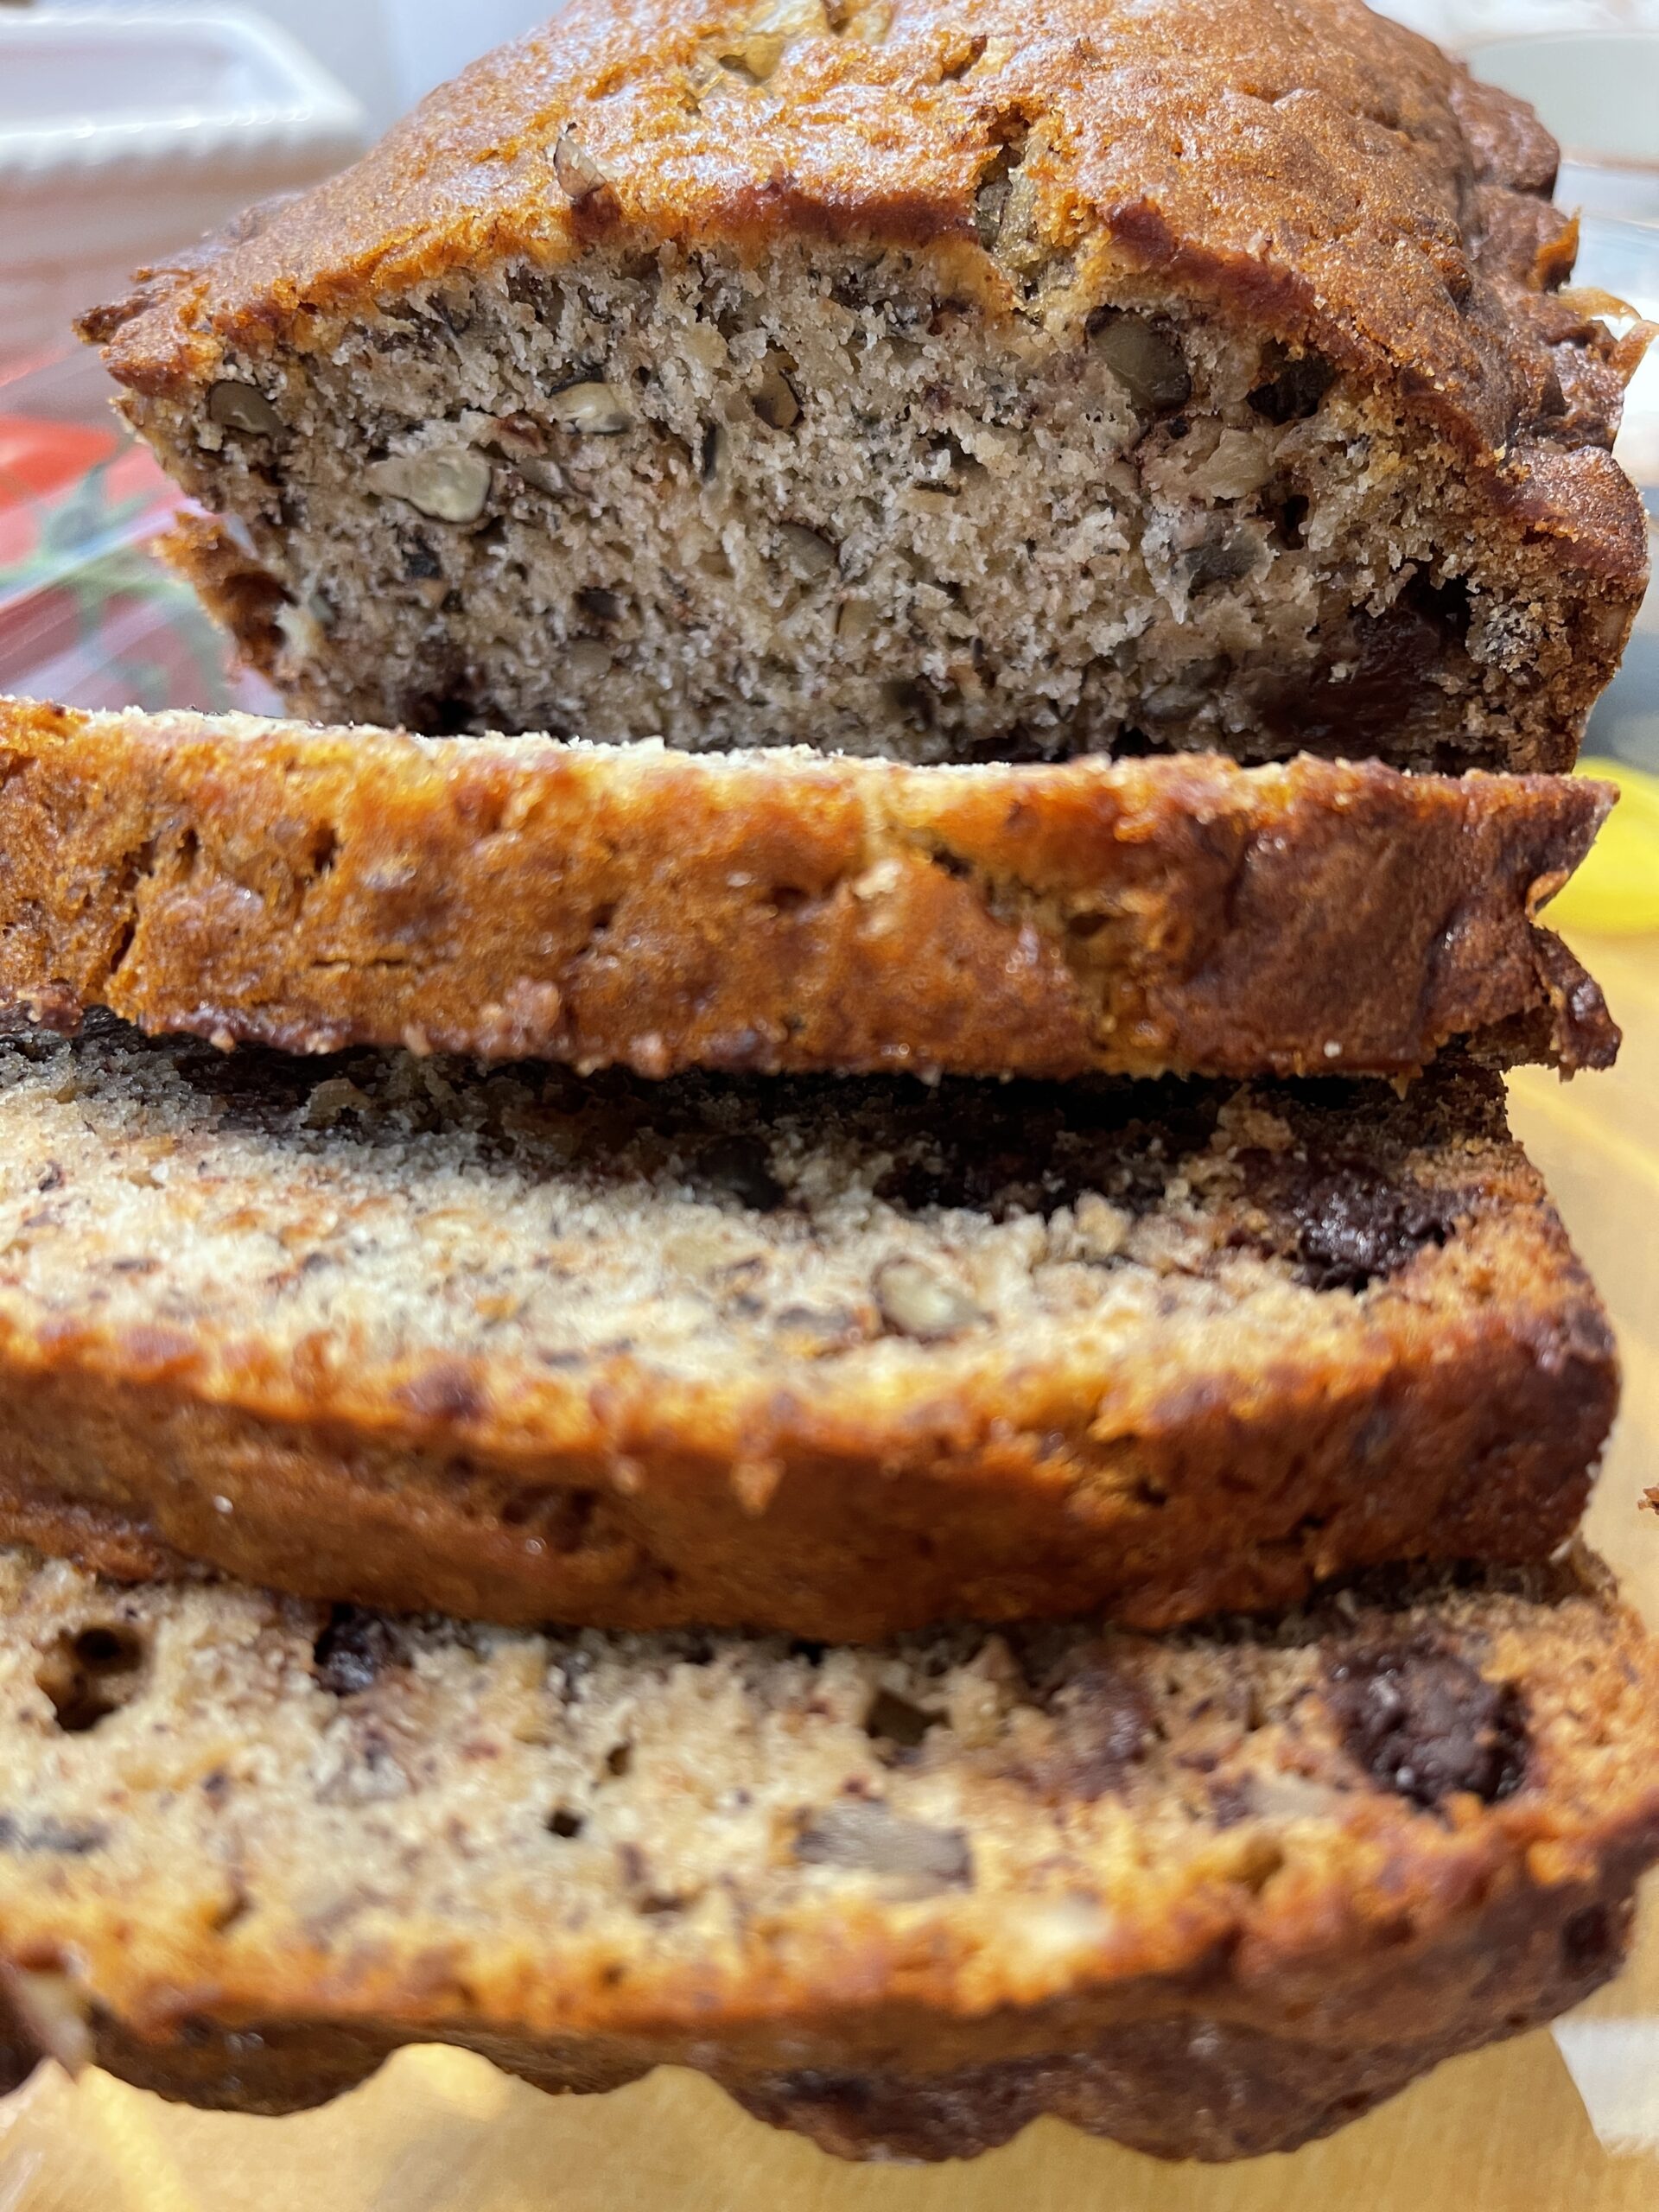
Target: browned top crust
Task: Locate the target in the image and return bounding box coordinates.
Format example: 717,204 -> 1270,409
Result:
84,0 -> 1648,583
0,696 -> 1619,1080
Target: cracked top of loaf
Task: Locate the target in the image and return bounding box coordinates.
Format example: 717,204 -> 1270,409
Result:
86,0 -> 1645,582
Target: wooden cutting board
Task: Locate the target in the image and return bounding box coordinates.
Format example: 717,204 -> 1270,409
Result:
0,931 -> 1654,2212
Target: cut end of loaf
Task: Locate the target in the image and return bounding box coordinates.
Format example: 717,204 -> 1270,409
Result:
135,241 -> 1634,769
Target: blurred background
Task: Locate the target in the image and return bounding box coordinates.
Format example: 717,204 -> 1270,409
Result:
11,0 -> 1659,124
4,0 -> 553,130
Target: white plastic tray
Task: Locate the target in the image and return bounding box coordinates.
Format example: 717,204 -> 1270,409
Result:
0,5 -> 365,371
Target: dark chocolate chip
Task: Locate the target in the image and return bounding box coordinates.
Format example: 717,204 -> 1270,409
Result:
1183,525 -> 1258,593
1256,572 -> 1472,759
400,535 -> 442,582
1237,1147 -> 1464,1293
1008,1642 -> 1157,1802
1327,1643 -> 1527,1810
690,1135 -> 786,1212
313,1607 -> 409,1697
1248,346 -> 1337,423
863,1690 -> 938,1750
576,586 -> 623,626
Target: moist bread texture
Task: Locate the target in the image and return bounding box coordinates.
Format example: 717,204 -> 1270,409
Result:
85,0 -> 1647,769
0,1020 -> 1614,1637
0,697 -> 1619,1079
0,1548 -> 1653,2162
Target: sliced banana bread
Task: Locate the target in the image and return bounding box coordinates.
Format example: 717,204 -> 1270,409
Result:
0,1019 -> 1614,1637
0,1548 -> 1654,2163
83,0 -> 1647,770
0,698 -> 1618,1079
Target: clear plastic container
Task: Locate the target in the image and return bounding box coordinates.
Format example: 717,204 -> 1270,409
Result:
0,3 -> 365,373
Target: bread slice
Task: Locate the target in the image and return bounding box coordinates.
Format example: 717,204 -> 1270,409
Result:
82,0 -> 1647,771
0,1019 -> 1613,1638
0,697 -> 1618,1080
0,1547 -> 1653,2163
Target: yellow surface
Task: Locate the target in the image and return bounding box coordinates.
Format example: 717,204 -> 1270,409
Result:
0,936 -> 1655,2212
1550,761 -> 1659,938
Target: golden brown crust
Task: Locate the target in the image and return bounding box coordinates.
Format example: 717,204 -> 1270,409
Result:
154,515 -> 289,678
0,1292 -> 1611,1639
0,1025 -> 1617,1638
86,0 -> 1648,592
0,1550 -> 1655,2162
0,696 -> 1618,1080
14,1873 -> 1644,2157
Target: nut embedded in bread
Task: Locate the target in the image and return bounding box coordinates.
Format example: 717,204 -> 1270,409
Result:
0,1548 -> 1654,2163
0,1020 -> 1615,1637
0,696 -> 1620,1079
84,0 -> 1649,768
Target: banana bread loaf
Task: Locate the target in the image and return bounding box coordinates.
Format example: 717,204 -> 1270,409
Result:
0,1018 -> 1614,1637
83,0 -> 1647,770
0,1547 -> 1654,2163
0,697 -> 1618,1078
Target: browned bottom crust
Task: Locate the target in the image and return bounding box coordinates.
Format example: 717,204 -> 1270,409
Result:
0,694 -> 1618,1080
0,1881 -> 1637,2161
0,1549 -> 1653,2164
